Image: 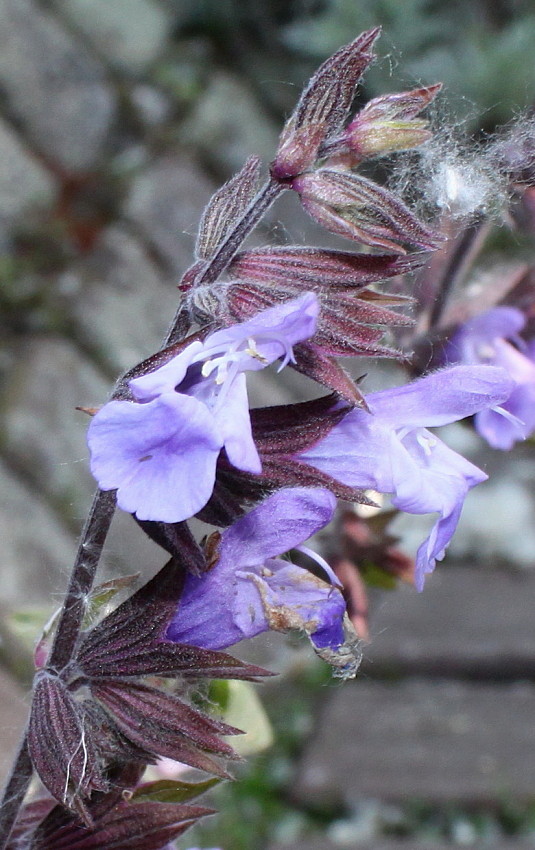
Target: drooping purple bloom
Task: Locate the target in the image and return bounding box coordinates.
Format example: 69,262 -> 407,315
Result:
166,488 -> 360,677
447,306 -> 535,449
87,294 -> 319,523
299,365 -> 514,590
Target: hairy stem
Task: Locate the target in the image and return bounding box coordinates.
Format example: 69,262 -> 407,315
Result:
0,168 -> 285,845
199,178 -> 283,286
47,489 -> 118,671
166,177 -> 285,345
0,737 -> 32,848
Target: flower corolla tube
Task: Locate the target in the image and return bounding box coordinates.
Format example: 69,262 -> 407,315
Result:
87,294 -> 319,523
167,488 -> 361,677
300,365 -> 514,590
447,306 -> 535,449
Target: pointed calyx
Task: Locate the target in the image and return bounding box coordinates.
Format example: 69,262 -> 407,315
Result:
196,397 -> 374,524
90,680 -> 239,778
13,763 -> 215,850
29,801 -> 213,850
271,28 -> 381,180
292,169 -> 442,253
195,156 -> 261,262
229,246 -> 426,290
322,83 -> 442,164
226,247 -> 421,361
28,673 -> 107,826
25,556 -> 271,822
77,558 -> 271,681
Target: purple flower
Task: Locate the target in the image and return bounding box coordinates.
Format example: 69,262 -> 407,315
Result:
166,488 -> 361,677
299,365 -> 514,590
87,294 -> 319,523
447,306 -> 535,449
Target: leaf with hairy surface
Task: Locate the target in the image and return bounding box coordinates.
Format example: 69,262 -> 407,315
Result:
91,679 -> 241,776
29,801 -> 213,850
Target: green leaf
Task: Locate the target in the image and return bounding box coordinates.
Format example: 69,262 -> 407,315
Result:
360,559 -> 398,589
84,573 -> 140,625
132,776 -> 220,804
207,678 -> 231,712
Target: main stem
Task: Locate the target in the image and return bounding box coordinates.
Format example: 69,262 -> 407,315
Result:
166,178 -> 284,345
0,174 -> 284,846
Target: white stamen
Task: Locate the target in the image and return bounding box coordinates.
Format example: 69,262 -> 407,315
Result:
194,327 -> 296,391
476,342 -> 496,361
296,545 -> 342,588
244,337 -> 268,363
493,405 -> 526,431
201,358 -> 217,378
416,431 -> 437,455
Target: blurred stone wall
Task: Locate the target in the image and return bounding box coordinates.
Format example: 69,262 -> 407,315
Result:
0,0 -> 534,643
1,0 -> 535,644
0,0 -> 364,616
0,0 -> 270,612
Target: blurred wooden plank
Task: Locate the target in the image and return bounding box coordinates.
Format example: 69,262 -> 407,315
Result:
294,680 -> 535,806
364,565 -> 535,678
270,841 -> 535,850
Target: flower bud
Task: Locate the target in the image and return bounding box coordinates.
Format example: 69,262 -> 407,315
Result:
345,118 -> 432,159
323,84 -> 441,165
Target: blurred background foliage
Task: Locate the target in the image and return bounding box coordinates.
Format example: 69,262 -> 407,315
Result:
172,0 -> 535,132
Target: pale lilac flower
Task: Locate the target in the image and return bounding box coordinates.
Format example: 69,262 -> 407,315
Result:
166,488 -> 360,677
300,365 -> 514,590
447,306 -> 535,449
87,294 -> 319,523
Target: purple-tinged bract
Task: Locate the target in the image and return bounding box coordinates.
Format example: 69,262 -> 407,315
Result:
321,83 -> 441,164
291,169 -> 442,253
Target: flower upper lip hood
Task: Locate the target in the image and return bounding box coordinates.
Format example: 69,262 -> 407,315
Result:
129,292 -> 319,403
447,306 -> 535,449
87,294 -> 319,524
166,487 -> 361,677
299,364 -> 514,590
